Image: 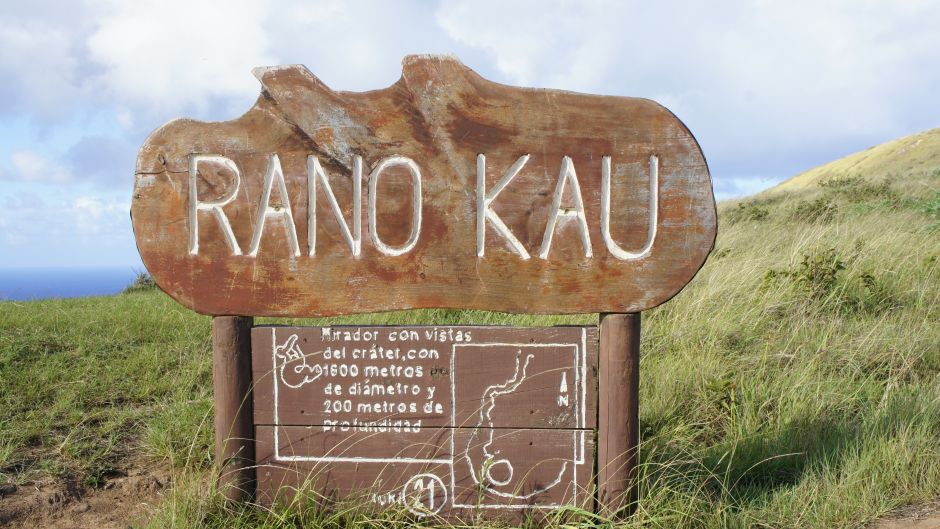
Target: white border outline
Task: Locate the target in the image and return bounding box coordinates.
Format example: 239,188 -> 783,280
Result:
449,341 -> 586,509
269,328 -> 589,510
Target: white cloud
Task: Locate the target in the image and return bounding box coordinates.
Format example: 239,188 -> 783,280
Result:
3,191 -> 45,210
79,0 -> 456,122
259,1 -> 462,92
8,150 -> 72,183
63,135 -> 135,186
0,190 -> 130,245
70,195 -> 130,236
2,136 -> 133,187
85,0 -> 275,117
0,20 -> 83,120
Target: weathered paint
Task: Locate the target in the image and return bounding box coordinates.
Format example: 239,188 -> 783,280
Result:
131,55 -> 716,317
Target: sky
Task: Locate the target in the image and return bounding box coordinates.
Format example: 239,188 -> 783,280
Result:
1,0 -> 939,269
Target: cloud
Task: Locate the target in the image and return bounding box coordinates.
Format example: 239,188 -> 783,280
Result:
0,0 -> 98,120
436,1 -> 616,91
2,137 -> 134,187
260,0 -> 462,93
3,191 -> 45,210
0,191 -> 130,245
85,0 -> 275,119
8,150 -> 72,183
66,1 -> 460,125
64,136 -> 136,186
0,26 -> 75,113
69,195 -> 131,236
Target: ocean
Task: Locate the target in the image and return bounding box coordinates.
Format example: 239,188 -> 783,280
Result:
0,267 -> 143,301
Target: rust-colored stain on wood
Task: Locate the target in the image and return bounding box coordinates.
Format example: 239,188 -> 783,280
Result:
131,55 -> 716,317
252,325 -> 596,517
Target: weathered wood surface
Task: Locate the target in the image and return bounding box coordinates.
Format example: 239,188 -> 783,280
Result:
252,325 -> 596,517
255,426 -> 595,518
252,325 -> 597,429
212,316 -> 255,501
597,313 -> 640,517
131,55 -> 716,317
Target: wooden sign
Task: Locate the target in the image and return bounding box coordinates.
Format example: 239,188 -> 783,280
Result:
131,55 -> 716,520
131,55 -> 716,317
252,325 -> 597,517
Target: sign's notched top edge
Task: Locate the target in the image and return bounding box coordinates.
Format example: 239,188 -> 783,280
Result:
248,54 -> 672,110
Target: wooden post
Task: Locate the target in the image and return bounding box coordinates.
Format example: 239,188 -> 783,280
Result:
212,316 -> 255,502
597,312 -> 641,517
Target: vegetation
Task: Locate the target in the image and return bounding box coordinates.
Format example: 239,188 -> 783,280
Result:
726,201 -> 770,224
1,130 -> 939,527
123,270 -> 158,293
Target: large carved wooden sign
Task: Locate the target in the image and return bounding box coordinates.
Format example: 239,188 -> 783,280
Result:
131,55 -> 716,317
253,325 -> 597,516
132,55 -> 716,519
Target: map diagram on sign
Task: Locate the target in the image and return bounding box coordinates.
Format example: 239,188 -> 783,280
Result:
451,342 -> 585,507
463,351 -> 567,499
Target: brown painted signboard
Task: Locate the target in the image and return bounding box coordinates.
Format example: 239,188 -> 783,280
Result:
131,55 -> 716,317
252,325 -> 597,517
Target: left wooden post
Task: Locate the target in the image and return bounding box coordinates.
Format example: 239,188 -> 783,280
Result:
212,316 -> 255,502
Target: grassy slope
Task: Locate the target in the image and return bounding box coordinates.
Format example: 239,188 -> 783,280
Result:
1,132 -> 939,528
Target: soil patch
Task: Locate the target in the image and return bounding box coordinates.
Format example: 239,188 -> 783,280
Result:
0,460 -> 170,529
869,501 -> 940,529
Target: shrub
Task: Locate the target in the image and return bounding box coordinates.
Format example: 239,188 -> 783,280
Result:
790,197 -> 838,223
711,247 -> 732,260
790,248 -> 845,299
915,191 -> 940,231
818,174 -> 898,203
727,201 -> 770,224
764,248 -> 902,313
123,271 -> 157,293
919,191 -> 940,219
764,248 -> 844,300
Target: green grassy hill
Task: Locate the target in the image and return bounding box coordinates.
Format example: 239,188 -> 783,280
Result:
1,131 -> 939,528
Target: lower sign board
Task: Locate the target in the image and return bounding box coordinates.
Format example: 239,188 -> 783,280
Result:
252,325 -> 598,518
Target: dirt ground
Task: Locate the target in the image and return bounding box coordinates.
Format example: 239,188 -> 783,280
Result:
0,461 -> 169,529
869,501 -> 940,529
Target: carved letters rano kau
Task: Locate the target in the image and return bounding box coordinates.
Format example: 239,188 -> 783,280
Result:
131,55 -> 716,317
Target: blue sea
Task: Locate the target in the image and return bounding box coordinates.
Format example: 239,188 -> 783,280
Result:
0,267 -> 143,301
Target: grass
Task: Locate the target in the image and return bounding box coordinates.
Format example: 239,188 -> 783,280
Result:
1,154 -> 939,527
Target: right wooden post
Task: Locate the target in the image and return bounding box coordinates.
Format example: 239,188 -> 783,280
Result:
597,312 -> 641,517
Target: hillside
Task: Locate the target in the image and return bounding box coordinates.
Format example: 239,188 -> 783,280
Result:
1,131 -> 939,528
767,127 -> 940,194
